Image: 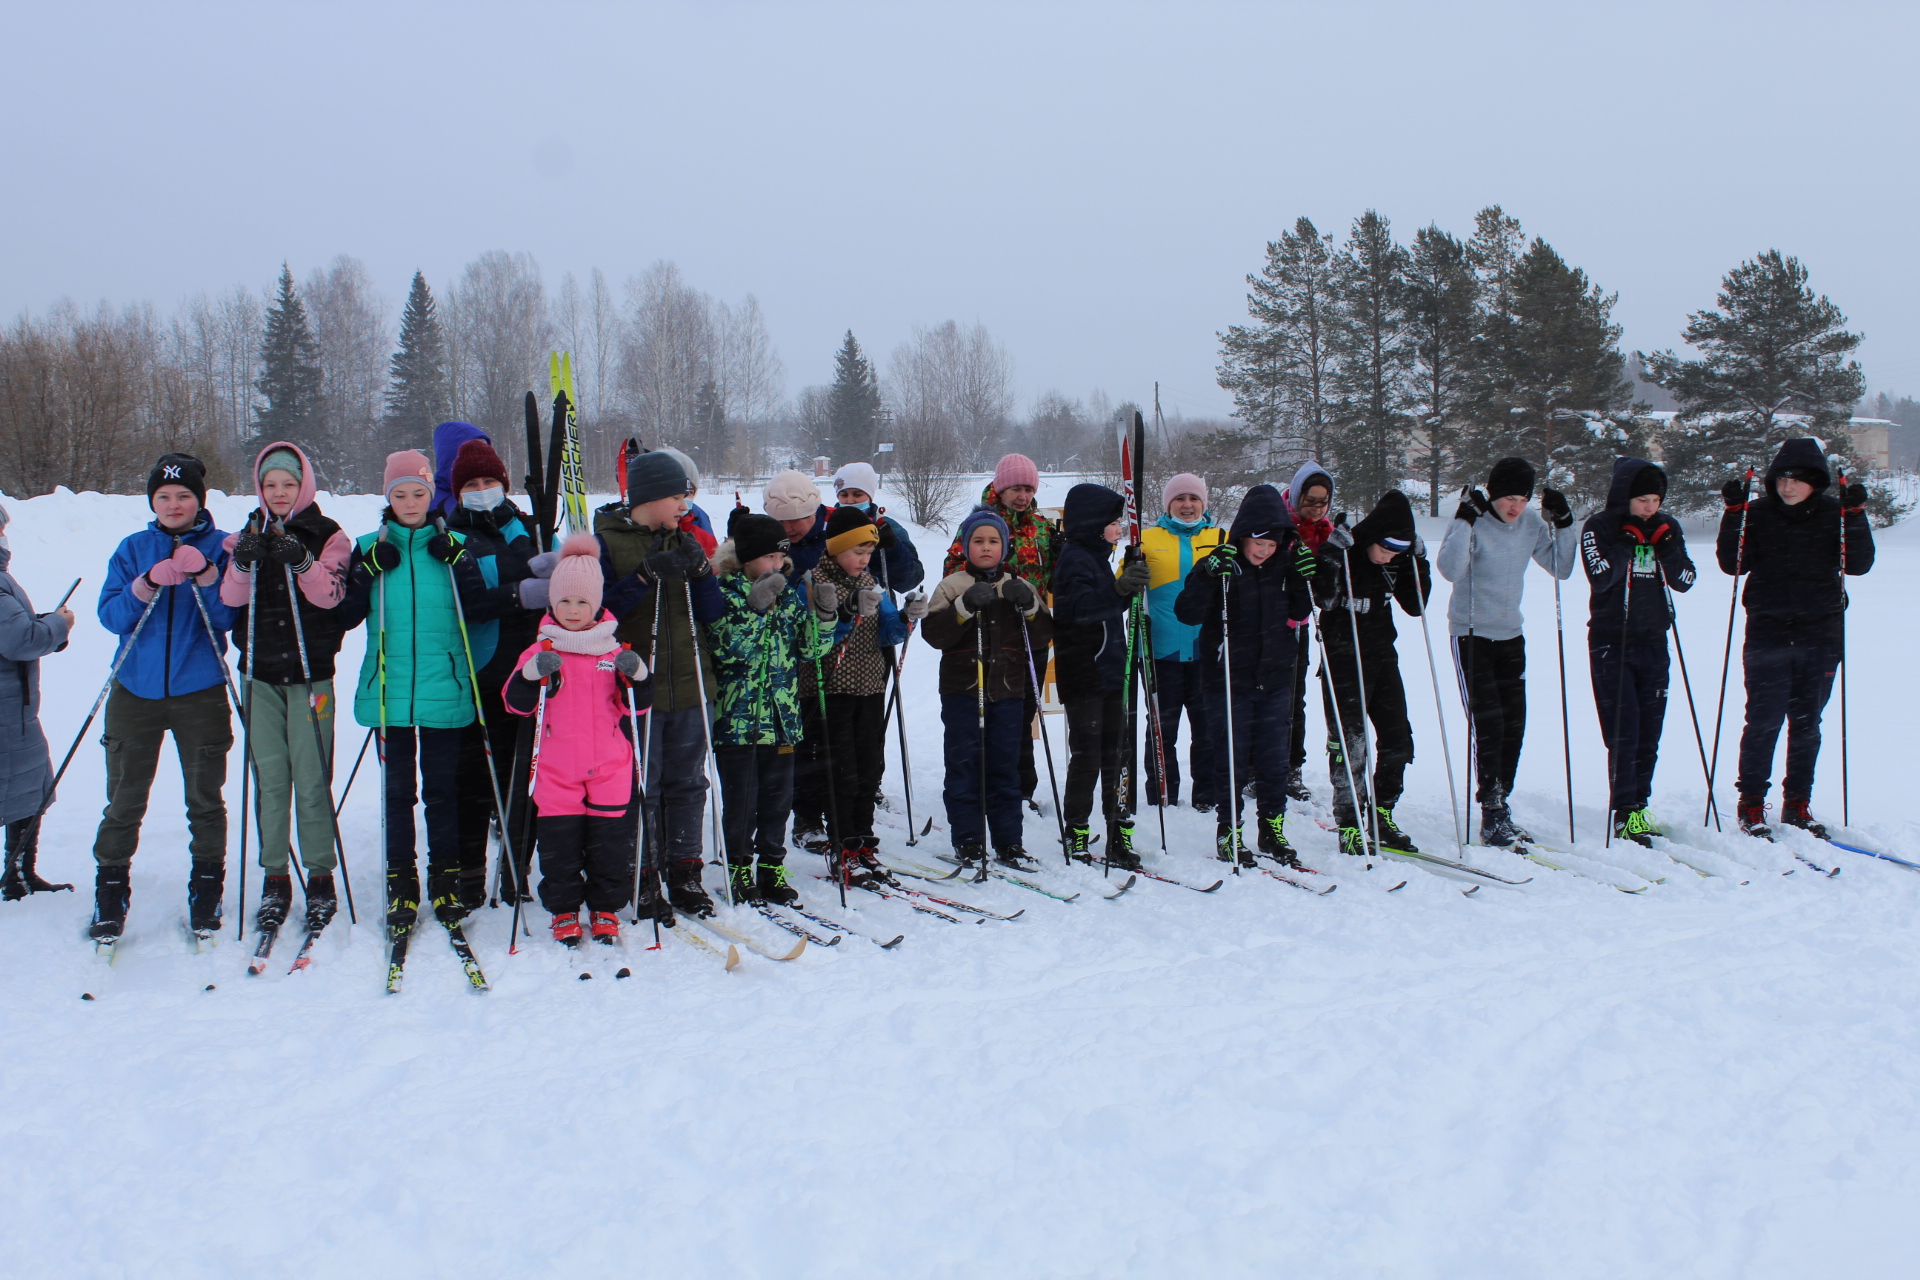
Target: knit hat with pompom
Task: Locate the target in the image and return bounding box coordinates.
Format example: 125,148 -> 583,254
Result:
547,533 -> 604,612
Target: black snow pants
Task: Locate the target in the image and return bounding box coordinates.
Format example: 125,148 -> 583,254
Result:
1589,635 -> 1669,815
1737,629 -> 1841,801
536,809 -> 635,915
1319,635 -> 1414,827
1453,634 -> 1526,807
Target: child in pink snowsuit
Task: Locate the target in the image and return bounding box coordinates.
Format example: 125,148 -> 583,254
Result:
502,534 -> 651,946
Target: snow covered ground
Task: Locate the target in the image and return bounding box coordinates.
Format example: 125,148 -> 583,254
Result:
2,475 -> 1917,1279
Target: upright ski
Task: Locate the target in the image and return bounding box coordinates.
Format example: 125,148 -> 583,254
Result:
549,352 -> 590,536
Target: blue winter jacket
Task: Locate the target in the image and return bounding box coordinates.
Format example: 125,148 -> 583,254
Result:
97,512 -> 235,701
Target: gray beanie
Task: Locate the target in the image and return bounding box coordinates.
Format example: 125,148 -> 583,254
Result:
627,450 -> 692,506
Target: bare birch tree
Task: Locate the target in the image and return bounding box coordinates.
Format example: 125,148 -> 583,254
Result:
446,250 -> 549,485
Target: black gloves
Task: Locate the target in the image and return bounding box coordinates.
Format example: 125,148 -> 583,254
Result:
1325,513 -> 1354,551
644,539 -> 711,582
1839,477 -> 1866,516
1454,489 -> 1489,524
1116,551 -> 1151,596
1291,541 -> 1318,580
1002,577 -> 1037,614
1540,487 -> 1572,529
961,580 -> 998,613
1199,545 -> 1239,578
232,526 -> 267,571
361,540 -> 401,575
1722,477 -> 1750,510
426,531 -> 465,565
876,520 -> 897,551
269,532 -> 313,574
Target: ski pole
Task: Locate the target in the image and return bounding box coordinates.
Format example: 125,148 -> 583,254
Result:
1138,608 -> 1171,853
44,583 -> 163,813
876,548 -> 920,845
806,587 -> 846,908
1218,573 -> 1242,872
334,727 -> 374,819
973,579 -> 991,883
630,591 -> 663,923
1605,542 -> 1636,848
437,518 -> 524,928
620,651 -> 659,948
1552,521 -> 1576,843
238,540 -> 258,938
1018,611 -> 1069,865
1338,544 -> 1382,859
1661,566 -> 1716,829
1704,468 -> 1752,825
1837,471 -> 1850,827
519,638 -> 554,950
683,577 -> 727,905
375,535 -> 392,944
1315,601 -> 1367,858
283,559 -> 356,924
1411,547 -> 1465,855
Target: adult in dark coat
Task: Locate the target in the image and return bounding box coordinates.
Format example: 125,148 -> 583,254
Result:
0,501 -> 76,902
1718,437 -> 1873,838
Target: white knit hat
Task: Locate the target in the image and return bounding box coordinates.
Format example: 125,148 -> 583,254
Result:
763,469 -> 823,522
832,461 -> 880,498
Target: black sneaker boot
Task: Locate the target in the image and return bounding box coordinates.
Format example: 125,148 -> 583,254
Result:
305,872 -> 337,932
89,864 -> 131,941
953,843 -> 988,868
1374,807 -> 1418,854
1216,820 -> 1254,867
995,844 -> 1041,872
1780,795 -> 1829,840
1736,796 -> 1773,840
1285,766 -> 1312,803
1480,805 -> 1527,848
792,824 -> 830,856
1065,824 -> 1092,862
757,857 -> 799,906
187,859 -> 224,935
256,874 -> 293,931
634,862 -> 675,925
386,869 -> 420,933
666,857 -> 714,917
3,816 -> 71,900
729,860 -> 762,904
1256,812 -> 1301,867
1104,821 -> 1142,871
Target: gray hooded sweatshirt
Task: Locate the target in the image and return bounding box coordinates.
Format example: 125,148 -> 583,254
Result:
1435,506 -> 1575,640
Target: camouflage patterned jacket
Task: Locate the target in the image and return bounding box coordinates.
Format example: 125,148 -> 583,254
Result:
705,539 -> 831,747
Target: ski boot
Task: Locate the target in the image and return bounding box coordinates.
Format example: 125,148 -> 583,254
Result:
838,838 -> 890,888
757,858 -> 800,906
187,858 -> 224,937
1479,804 -> 1531,848
551,909 -> 583,947
1065,824 -> 1092,863
1285,766 -> 1312,804
793,824 -> 830,856
456,868 -> 489,915
666,857 -> 715,917
1103,822 -> 1142,872
256,874 -> 293,931
1216,821 -> 1255,868
1255,812 -> 1301,867
1736,796 -> 1773,840
634,864 -> 675,927
427,868 -> 467,924
1337,826 -> 1372,858
590,911 -> 621,945
1614,808 -> 1658,848
1779,796 -> 1828,840
305,872 -> 338,932
952,843 -> 988,869
729,860 -> 762,904
1373,807 -> 1417,854
89,865 -> 130,942
2,816 -> 71,900
995,844 -> 1041,872
386,870 -> 420,933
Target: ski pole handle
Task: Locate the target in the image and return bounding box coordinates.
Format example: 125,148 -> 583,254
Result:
56,578 -> 81,609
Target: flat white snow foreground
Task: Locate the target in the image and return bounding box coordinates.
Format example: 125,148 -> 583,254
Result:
2,484 -> 1917,1279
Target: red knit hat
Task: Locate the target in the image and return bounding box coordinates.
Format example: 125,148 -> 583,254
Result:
451,439 -> 509,495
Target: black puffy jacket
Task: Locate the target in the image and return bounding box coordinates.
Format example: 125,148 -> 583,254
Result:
1581,456 -> 1695,640
1174,484 -> 1312,692
1050,483 -> 1129,700
445,500 -> 539,678
1716,437 -> 1873,640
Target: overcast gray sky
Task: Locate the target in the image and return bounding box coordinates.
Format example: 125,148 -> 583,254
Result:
4,1 -> 1916,419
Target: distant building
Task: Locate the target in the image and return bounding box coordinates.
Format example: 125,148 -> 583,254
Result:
1843,418 -> 1892,470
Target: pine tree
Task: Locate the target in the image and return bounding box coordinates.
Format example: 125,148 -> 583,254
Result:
253,264 -> 326,463
385,270 -> 447,451
1327,210 -> 1413,509
1216,216 -> 1335,472
1643,250 -> 1868,512
1461,238 -> 1643,504
825,331 -> 881,464
1405,225 -> 1480,514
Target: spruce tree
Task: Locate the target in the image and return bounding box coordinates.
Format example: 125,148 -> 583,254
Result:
1405,226 -> 1480,514
1643,250 -> 1868,511
1461,238 -> 1642,503
1215,216 -> 1336,471
253,264 -> 327,463
825,331 -> 881,463
385,270 -> 448,450
1327,210 -> 1413,509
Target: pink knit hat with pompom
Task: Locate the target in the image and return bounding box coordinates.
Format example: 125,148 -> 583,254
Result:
547,533 -> 604,612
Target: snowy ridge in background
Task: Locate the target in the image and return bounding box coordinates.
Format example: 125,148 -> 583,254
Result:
1,479 -> 1917,1279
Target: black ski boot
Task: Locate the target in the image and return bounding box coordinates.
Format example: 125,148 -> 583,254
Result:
953,843 -> 988,869
1216,821 -> 1254,868
666,857 -> 714,917
89,864 -> 131,941
1065,825 -> 1092,862
456,868 -> 488,914
1779,795 -> 1828,840
427,866 -> 467,924
634,863 -> 675,926
187,859 -> 224,936
1479,804 -> 1530,848
3,816 -> 71,900
1256,812 -> 1301,867
792,824 -> 830,856
995,844 -> 1041,872
305,872 -> 337,932
1737,796 -> 1773,840
729,860 -> 762,904
1103,821 -> 1142,871
1373,807 -> 1418,854
1285,766 -> 1312,804
757,858 -> 799,906
256,874 -> 293,931
386,869 -> 420,932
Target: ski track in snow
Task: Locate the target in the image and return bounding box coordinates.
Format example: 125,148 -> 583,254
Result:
2,481 -> 1918,1279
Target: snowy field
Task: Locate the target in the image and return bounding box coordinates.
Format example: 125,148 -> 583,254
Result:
2,475 -> 1917,1279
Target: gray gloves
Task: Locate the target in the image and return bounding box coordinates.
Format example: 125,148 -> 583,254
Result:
809,577 -> 839,622
613,649 -> 646,681
1325,515 -> 1354,551
520,649 -> 562,681
856,586 -> 883,618
518,577 -> 550,611
902,589 -> 929,622
1116,556 -> 1151,596
746,570 -> 787,614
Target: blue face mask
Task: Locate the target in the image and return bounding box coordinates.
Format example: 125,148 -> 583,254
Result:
461,485 -> 506,512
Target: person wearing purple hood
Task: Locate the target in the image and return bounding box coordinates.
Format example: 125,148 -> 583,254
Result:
431,421 -> 493,519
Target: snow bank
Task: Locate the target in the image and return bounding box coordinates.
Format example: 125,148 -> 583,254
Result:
1,481 -> 1916,1279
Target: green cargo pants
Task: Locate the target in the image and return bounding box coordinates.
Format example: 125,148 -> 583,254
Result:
91,683 -> 232,868
247,680 -> 339,873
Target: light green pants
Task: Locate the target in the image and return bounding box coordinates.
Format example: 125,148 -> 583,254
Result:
247,680 -> 338,872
